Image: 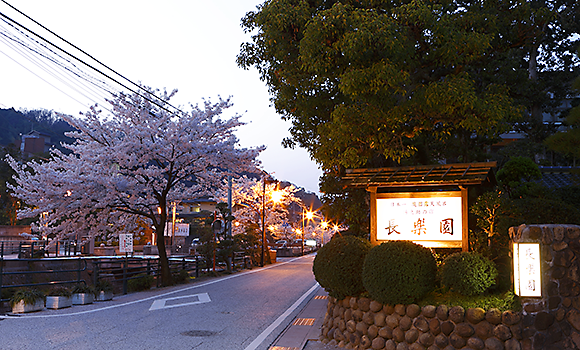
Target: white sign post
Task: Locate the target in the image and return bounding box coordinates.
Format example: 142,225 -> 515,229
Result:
119,233 -> 133,253
513,242 -> 542,297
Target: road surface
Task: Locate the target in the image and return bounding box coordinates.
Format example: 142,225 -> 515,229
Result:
0,255 -> 318,350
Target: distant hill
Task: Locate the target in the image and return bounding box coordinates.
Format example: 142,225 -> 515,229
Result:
0,108 -> 75,151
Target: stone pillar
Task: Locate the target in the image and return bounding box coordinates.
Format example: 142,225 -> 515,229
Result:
510,224 -> 580,350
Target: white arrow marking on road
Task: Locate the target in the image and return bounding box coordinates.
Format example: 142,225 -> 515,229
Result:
149,292 -> 211,311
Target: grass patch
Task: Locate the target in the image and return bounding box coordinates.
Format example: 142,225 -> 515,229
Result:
419,289 -> 521,312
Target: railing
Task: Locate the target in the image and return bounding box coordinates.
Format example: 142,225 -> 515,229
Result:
0,240 -> 81,259
0,251 -> 257,304
91,256 -> 200,294
0,257 -> 87,303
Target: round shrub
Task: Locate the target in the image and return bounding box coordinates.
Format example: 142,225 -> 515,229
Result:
313,235 -> 372,299
441,252 -> 498,296
362,241 -> 436,305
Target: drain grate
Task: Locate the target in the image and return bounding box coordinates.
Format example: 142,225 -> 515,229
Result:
293,318 -> 315,326
181,330 -> 218,337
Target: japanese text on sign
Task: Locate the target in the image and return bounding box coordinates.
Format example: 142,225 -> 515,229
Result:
513,243 -> 542,297
119,233 -> 133,253
376,192 -> 462,243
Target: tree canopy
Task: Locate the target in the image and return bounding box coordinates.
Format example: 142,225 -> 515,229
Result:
8,88 -> 262,284
238,0 -> 579,231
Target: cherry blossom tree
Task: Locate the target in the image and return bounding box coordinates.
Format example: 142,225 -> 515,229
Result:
7,88 -> 262,285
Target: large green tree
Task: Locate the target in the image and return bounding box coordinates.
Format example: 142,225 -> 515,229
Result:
238,0 -> 578,231
545,63 -> 580,165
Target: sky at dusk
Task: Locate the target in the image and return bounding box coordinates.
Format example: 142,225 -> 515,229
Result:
0,0 -> 323,194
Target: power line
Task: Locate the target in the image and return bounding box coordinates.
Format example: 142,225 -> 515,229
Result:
0,0 -> 185,116
0,19 -> 116,111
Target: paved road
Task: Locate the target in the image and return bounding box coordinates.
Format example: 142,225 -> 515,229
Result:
0,255 -> 318,350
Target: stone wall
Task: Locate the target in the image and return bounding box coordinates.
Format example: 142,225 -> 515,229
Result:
319,224 -> 580,350
510,224 -> 580,350
321,297 -> 522,350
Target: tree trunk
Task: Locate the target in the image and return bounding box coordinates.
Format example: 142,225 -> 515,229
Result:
529,43 -> 543,125
156,217 -> 173,286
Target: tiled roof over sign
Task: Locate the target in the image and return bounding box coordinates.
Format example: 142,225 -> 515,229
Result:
343,162 -> 497,188
537,167 -> 580,188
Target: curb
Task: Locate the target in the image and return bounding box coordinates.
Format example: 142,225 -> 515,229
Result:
269,285 -> 329,350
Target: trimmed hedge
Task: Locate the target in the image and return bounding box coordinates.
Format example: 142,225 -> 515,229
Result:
362,240 -> 436,305
313,235 -> 372,299
441,251 -> 498,296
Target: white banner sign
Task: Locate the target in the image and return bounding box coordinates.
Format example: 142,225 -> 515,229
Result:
513,243 -> 542,297
164,223 -> 190,237
119,233 -> 133,253
376,192 -> 462,245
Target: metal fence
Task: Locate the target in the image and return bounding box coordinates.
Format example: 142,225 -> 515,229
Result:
0,240 -> 81,259
0,257 -> 87,303
0,252 -> 253,303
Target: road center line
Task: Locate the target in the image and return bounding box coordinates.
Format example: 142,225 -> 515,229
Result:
244,283 -> 319,350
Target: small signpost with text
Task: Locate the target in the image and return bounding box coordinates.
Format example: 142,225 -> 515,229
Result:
343,162 -> 497,251
119,233 -> 133,294
119,233 -> 133,254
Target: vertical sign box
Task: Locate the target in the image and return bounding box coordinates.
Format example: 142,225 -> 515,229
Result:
119,233 -> 133,253
513,242 -> 542,297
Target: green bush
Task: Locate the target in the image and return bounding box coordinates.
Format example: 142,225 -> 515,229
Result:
47,286 -> 72,297
10,288 -> 45,307
128,274 -> 154,292
362,241 -> 436,305
441,252 -> 498,296
71,284 -> 95,294
95,279 -> 114,293
172,269 -> 190,284
313,235 -> 372,299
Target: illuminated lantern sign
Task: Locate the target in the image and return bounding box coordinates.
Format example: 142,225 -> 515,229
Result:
513,243 -> 542,297
376,191 -> 464,248
342,162 -> 497,251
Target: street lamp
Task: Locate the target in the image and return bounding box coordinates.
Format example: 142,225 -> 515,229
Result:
261,173 -> 278,267
301,208 -> 315,256
320,220 -> 328,245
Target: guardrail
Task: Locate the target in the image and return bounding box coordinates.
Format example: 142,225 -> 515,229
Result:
0,240 -> 81,259
0,252 -> 254,303
0,257 -> 87,303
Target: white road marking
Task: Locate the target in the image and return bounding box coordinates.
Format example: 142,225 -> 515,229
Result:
149,292 -> 211,311
243,283 -> 319,350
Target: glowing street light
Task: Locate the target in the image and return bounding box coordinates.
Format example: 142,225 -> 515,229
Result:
261,173 -> 278,267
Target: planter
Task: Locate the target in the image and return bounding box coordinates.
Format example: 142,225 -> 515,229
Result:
11,299 -> 44,314
46,296 -> 73,309
72,293 -> 94,305
95,291 -> 113,301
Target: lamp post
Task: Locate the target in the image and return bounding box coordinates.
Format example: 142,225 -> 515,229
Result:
260,173 -> 278,267
300,207 -> 315,256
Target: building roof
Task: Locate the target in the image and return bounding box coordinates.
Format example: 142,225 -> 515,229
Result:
343,162 -> 497,188
537,167 -> 580,188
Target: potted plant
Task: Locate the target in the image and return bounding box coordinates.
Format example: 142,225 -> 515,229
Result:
10,288 -> 45,313
71,284 -> 95,305
95,279 -> 114,301
46,286 -> 73,309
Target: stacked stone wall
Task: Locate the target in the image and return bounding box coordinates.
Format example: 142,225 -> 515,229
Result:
318,224 -> 580,350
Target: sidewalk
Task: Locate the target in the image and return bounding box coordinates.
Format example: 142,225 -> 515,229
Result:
269,285 -> 340,350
